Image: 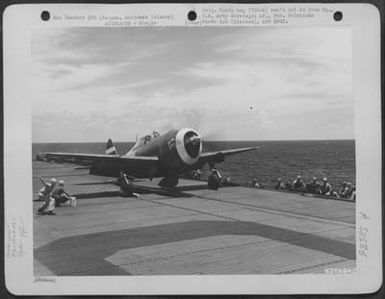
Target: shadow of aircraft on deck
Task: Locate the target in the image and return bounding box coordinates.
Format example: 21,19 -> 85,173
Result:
71,179 -> 235,199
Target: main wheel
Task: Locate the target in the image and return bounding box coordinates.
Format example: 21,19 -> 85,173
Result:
208,173 -> 220,190
159,177 -> 179,188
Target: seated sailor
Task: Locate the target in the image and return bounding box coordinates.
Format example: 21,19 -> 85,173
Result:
320,177 -> 332,196
306,177 -> 320,194
274,178 -> 285,190
292,175 -> 306,192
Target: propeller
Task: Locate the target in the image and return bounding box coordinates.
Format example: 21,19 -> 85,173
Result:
183,131 -> 201,158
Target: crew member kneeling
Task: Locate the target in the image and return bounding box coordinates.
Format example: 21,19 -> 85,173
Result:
52,180 -> 76,207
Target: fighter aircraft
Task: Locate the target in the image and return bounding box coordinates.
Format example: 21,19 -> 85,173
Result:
36,128 -> 258,189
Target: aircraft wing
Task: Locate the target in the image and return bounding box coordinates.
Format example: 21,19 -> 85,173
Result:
36,152 -> 159,177
198,146 -> 259,167
37,152 -> 158,164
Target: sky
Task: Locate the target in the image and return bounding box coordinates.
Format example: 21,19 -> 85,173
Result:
31,26 -> 353,142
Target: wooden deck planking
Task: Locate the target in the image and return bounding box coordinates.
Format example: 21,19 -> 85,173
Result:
33,161 -> 356,275
107,236 -> 354,275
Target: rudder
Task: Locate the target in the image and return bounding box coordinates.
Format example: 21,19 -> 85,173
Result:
105,138 -> 118,155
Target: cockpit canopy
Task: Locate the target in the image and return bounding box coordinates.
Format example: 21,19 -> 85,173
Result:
126,130 -> 160,156
135,131 -> 160,148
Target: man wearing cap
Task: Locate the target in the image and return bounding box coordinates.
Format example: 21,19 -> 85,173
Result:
52,180 -> 75,207
37,177 -> 57,215
339,182 -> 348,198
320,177 -> 332,196
343,182 -> 354,199
274,178 -> 285,190
292,175 -> 306,192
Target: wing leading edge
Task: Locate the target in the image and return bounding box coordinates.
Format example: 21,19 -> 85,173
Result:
197,146 -> 259,167
200,146 -> 259,158
36,152 -> 158,165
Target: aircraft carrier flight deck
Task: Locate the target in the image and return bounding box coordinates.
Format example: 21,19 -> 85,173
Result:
33,160 -> 355,276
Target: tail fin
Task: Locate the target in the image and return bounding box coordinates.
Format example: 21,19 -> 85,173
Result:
105,138 -> 118,155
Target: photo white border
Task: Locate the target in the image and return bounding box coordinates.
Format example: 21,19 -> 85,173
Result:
3,3 -> 382,295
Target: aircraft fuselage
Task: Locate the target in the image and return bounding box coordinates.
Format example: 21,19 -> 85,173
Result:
91,128 -> 203,179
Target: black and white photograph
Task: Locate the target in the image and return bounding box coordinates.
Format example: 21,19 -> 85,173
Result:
31,25 -> 356,276
3,3 -> 382,295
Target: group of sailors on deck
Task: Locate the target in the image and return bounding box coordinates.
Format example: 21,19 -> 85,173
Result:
274,175 -> 356,200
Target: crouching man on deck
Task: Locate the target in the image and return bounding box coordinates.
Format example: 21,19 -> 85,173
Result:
52,180 -> 76,207
36,177 -> 57,215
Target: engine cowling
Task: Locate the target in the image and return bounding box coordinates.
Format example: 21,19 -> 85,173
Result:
175,128 -> 202,165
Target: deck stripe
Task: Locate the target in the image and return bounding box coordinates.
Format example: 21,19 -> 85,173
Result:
194,194 -> 355,228
35,220 -> 355,275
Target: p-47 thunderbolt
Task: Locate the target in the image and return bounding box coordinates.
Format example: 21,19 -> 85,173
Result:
37,128 -> 258,189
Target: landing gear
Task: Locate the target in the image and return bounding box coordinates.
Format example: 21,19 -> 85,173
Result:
208,168 -> 222,190
159,177 -> 179,188
119,172 -> 139,198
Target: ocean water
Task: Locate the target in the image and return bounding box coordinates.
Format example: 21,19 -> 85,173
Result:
32,140 -> 355,189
